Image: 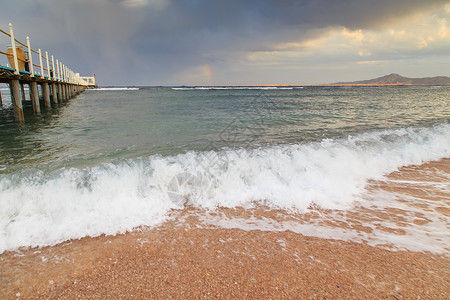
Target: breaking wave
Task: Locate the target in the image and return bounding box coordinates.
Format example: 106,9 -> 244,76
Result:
0,124 -> 448,253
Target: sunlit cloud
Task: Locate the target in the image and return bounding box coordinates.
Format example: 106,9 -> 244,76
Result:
121,0 -> 169,9
357,60 -> 386,65
359,51 -> 372,57
241,4 -> 450,83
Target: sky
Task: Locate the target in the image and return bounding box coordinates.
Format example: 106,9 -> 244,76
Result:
1,0 -> 449,86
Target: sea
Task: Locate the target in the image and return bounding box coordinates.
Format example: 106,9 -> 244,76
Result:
0,86 -> 449,255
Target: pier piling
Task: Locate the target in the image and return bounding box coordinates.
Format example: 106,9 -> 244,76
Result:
51,83 -> 58,104
42,83 -> 51,108
10,79 -> 24,122
61,84 -> 65,101
57,84 -> 62,102
20,83 -> 26,101
30,81 -> 40,113
63,84 -> 67,101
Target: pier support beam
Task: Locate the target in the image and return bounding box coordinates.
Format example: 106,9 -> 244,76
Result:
20,83 -> 26,101
10,79 -> 24,122
57,84 -> 62,102
52,83 -> 58,104
42,83 -> 51,108
61,84 -> 66,101
30,81 -> 41,114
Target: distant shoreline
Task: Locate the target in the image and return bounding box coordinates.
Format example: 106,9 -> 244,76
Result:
327,73 -> 450,86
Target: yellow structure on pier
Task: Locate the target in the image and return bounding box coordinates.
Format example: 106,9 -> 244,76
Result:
80,76 -> 97,88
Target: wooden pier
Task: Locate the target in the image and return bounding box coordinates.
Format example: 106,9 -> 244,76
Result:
0,23 -> 94,122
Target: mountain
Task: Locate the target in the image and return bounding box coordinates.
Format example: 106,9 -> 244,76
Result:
330,73 -> 450,86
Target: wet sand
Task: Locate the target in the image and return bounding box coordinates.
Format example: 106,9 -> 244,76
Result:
1,159 -> 449,299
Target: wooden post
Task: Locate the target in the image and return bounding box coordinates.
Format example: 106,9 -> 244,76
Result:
10,79 -> 24,122
46,52 -> 50,78
26,37 -> 34,77
30,81 -> 40,113
42,82 -> 51,108
51,56 -> 55,79
56,59 -> 60,81
0,89 -> 2,107
52,83 -> 58,104
9,24 -> 20,75
39,49 -> 44,77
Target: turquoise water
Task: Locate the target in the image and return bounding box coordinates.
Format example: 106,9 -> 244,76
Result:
0,86 -> 449,252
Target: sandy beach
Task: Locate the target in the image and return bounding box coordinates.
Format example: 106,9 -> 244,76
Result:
1,159 -> 449,299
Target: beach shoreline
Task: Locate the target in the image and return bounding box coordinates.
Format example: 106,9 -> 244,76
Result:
1,214 -> 449,299
1,159 -> 449,299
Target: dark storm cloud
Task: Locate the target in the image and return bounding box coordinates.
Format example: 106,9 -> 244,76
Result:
1,0 -> 448,84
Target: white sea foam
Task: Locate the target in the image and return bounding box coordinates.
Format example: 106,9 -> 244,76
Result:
198,201 -> 450,255
0,124 -> 449,253
171,86 -> 300,90
91,87 -> 139,91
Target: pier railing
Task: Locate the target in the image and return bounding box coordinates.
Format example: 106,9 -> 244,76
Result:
0,23 -> 86,85
0,23 -> 94,122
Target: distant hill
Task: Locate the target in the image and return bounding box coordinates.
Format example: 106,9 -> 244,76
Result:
330,73 -> 450,86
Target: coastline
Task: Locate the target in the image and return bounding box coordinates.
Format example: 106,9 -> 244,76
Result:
1,158 -> 449,298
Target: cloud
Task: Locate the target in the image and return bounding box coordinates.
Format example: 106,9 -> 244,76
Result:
357,60 -> 386,65
242,2 -> 450,82
1,0 -> 449,85
121,0 -> 169,9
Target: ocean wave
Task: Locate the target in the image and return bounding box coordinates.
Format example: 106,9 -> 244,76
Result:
0,124 -> 448,252
171,86 -> 300,90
